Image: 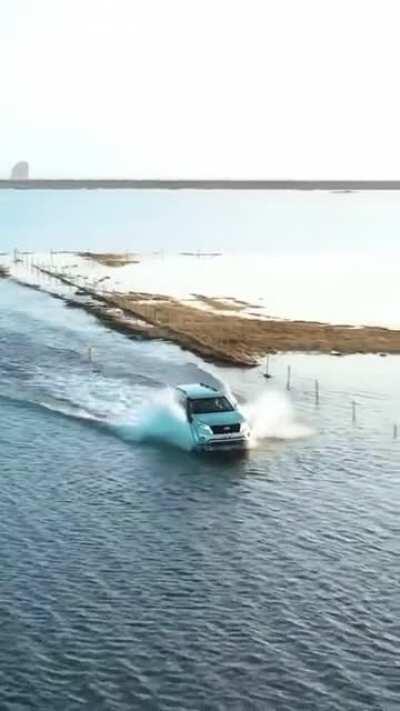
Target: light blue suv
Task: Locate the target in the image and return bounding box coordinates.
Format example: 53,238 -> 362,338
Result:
175,383 -> 251,452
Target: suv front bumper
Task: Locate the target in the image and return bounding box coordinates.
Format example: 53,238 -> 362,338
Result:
194,434 -> 250,452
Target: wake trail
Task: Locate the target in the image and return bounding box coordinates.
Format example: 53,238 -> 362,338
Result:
2,361 -> 312,452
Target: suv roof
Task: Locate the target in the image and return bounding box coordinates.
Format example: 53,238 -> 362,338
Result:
176,383 -> 224,399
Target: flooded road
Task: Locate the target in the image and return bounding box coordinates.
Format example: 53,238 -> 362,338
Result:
1,279 -> 399,710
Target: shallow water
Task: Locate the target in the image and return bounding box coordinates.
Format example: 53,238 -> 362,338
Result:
1,279 -> 399,710
2,188 -> 400,327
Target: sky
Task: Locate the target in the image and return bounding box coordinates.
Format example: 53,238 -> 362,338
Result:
2,0 -> 400,179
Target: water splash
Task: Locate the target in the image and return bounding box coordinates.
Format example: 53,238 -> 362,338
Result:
38,382 -> 312,452
117,384 -> 313,452
113,388 -> 194,451
242,388 -> 313,444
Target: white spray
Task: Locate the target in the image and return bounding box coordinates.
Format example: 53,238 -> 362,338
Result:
241,387 -> 313,445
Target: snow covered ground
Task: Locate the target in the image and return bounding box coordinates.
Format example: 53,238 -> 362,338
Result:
1,250 -> 400,329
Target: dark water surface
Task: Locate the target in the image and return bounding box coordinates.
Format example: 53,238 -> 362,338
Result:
0,280 -> 399,710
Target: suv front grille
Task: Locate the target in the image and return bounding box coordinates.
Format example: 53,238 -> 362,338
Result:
211,423 -> 241,435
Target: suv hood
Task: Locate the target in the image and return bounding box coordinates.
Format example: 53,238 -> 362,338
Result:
192,410 -> 245,427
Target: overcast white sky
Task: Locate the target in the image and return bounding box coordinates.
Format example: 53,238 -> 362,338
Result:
2,0 -> 400,178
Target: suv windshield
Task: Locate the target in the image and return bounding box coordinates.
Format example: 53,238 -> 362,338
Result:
189,396 -> 234,414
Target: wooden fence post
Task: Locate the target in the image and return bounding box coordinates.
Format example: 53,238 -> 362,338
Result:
286,365 -> 291,391
264,355 -> 272,379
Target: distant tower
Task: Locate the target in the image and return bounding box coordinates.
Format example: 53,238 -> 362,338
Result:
10,161 -> 30,179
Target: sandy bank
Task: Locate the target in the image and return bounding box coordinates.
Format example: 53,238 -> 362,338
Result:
3,251 -> 400,365
86,292 -> 400,362
6,261 -> 400,367
79,252 -> 140,267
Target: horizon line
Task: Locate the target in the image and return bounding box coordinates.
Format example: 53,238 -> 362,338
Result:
2,179 -> 400,190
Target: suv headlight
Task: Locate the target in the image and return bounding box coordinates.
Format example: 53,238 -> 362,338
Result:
197,423 -> 212,435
